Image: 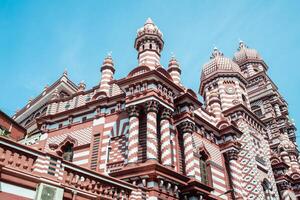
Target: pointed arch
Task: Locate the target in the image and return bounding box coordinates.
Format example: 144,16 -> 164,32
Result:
56,136 -> 77,162
196,143 -> 212,186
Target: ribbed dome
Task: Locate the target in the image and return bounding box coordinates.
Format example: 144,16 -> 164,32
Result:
233,41 -> 261,64
137,18 -> 163,38
201,47 -> 241,80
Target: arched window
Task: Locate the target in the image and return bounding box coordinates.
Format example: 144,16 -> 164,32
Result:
149,44 -> 152,49
242,94 -> 247,105
199,155 -> 209,184
198,147 -> 211,185
61,142 -> 74,162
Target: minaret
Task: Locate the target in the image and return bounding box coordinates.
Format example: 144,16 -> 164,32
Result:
134,18 -> 164,70
99,54 -> 115,95
200,47 -> 250,113
167,56 -> 181,85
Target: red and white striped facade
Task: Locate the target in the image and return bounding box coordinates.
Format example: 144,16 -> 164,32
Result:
9,18 -> 300,200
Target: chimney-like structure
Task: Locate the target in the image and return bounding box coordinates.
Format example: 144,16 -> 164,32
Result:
167,56 -> 181,85
99,54 -> 115,95
134,18 -> 164,70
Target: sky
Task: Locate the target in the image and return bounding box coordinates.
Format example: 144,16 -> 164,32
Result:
0,0 -> 299,142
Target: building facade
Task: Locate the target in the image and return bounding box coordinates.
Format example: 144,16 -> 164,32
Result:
1,18 -> 299,200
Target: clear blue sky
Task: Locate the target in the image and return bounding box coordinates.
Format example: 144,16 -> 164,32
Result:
1,1 -> 299,142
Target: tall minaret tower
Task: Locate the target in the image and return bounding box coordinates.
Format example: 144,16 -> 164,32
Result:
199,47 -> 250,115
134,18 -> 164,69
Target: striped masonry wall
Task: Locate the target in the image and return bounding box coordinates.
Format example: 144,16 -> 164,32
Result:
139,51 -> 160,69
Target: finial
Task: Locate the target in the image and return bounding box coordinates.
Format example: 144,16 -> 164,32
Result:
63,68 -> 68,76
107,51 -> 112,57
238,40 -> 247,50
171,52 -> 176,60
43,84 -> 49,91
210,46 -> 223,59
145,17 -> 154,25
78,80 -> 86,91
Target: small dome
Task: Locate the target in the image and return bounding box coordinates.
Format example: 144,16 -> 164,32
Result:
102,54 -> 114,68
137,18 -> 163,38
201,47 -> 241,80
233,41 -> 262,64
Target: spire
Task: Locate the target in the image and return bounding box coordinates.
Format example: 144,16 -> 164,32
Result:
99,54 -> 115,95
168,54 -> 181,85
145,17 -> 154,25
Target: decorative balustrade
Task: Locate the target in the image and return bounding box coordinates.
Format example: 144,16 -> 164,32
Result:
0,145 -> 36,173
0,136 -> 139,200
63,166 -> 132,199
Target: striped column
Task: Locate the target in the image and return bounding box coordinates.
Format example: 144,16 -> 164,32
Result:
225,149 -> 244,199
126,105 -> 140,164
99,55 -> 115,95
179,121 -> 195,177
145,100 -> 159,161
160,109 -> 172,167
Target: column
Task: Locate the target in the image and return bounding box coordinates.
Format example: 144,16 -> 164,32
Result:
127,105 -> 139,164
145,100 -> 159,161
179,121 -> 195,177
160,108 -> 172,167
225,149 -> 244,200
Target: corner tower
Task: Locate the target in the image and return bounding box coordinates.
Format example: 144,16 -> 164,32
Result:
134,18 -> 164,69
199,47 -> 250,115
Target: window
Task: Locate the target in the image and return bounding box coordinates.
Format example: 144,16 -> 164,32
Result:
62,142 -> 74,162
199,155 -> 209,185
242,94 -> 247,105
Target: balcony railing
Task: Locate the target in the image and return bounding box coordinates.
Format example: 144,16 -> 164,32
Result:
0,136 -> 140,200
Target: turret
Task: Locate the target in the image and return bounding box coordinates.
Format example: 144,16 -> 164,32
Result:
99,54 -> 115,95
167,56 -> 181,85
200,47 -> 250,113
134,18 -> 164,69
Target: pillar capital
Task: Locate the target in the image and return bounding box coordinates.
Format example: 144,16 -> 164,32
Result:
145,100 -> 159,113
178,121 -> 194,133
161,108 -> 173,120
127,105 -> 139,118
225,149 -> 239,161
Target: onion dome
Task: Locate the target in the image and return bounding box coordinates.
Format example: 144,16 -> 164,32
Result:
233,41 -> 262,64
137,18 -> 163,38
101,54 -> 115,73
199,47 -> 245,95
